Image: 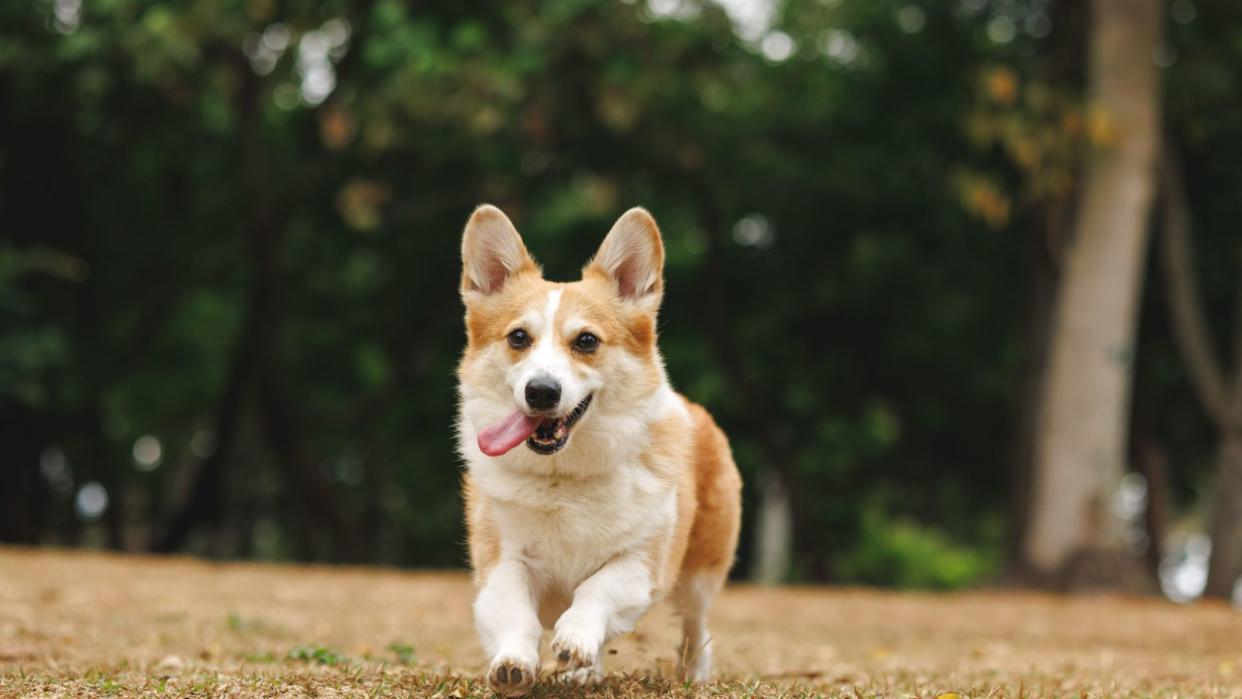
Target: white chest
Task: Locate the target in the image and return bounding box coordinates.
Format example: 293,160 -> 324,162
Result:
473,459 -> 676,590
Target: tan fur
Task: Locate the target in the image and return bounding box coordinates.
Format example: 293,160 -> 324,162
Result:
462,272 -> 547,357
639,415 -> 696,595
558,278 -> 659,359
678,400 -> 743,575
462,474 -> 500,584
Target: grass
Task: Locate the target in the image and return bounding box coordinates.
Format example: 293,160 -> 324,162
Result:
285,644 -> 347,666
1,548 -> 1240,697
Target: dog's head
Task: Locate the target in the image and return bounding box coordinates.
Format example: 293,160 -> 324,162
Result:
457,205 -> 666,460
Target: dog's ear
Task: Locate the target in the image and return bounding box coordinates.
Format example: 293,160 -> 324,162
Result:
585,207 -> 665,313
461,205 -> 538,298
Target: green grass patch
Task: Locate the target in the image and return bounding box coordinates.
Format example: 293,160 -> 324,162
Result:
286,645 -> 347,666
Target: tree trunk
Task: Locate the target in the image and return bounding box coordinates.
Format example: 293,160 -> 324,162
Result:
1158,139 -> 1242,600
0,404 -> 49,544
1007,210 -> 1061,577
1204,436 -> 1242,599
1134,434 -> 1170,578
1158,143 -> 1231,427
751,469 -> 794,586
1203,265 -> 1242,599
1006,0 -> 1085,578
1023,0 -> 1162,579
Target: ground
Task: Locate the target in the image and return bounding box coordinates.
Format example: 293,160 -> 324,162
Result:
1,549 -> 1240,698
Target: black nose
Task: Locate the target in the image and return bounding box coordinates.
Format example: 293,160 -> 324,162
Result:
525,377 -> 561,411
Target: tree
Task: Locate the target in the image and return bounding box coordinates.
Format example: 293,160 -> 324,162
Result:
1159,141 -> 1242,599
1023,0 -> 1163,584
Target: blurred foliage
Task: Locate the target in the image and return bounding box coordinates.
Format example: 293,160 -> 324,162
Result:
836,506 -> 1000,590
1,0 -> 1240,587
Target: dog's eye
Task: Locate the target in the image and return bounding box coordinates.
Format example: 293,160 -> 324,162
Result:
507,329 -> 531,349
572,332 -> 600,353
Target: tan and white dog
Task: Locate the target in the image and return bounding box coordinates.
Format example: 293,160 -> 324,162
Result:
456,205 -> 742,696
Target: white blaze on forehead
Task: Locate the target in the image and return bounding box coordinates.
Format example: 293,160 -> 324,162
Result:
542,288 -> 563,332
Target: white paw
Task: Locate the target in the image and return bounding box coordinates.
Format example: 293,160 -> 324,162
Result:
486,654 -> 538,697
679,659 -> 712,683
550,621 -> 602,676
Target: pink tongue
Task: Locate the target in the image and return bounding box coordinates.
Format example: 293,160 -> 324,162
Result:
477,409 -> 540,457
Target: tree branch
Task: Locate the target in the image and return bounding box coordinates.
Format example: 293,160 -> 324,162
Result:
1228,253 -> 1242,427
1159,139 -> 1232,431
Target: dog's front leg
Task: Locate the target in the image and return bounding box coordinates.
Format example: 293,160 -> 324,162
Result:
551,554 -> 652,684
474,557 -> 542,697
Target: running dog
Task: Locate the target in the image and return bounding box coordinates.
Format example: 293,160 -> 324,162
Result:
456,205 -> 742,696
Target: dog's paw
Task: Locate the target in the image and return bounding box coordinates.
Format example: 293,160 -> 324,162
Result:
677,638 -> 713,683
677,659 -> 712,684
486,655 -> 537,697
550,629 -> 600,675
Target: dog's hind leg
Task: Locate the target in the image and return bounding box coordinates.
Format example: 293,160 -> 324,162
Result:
674,571 -> 722,682
673,402 -> 742,683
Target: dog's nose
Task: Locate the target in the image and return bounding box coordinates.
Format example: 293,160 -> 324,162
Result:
525,377 -> 561,411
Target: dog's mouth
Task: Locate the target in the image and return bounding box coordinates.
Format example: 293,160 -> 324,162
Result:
526,394 -> 593,455
476,394 -> 594,458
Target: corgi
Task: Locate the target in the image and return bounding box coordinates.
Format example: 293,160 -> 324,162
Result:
456,205 -> 743,696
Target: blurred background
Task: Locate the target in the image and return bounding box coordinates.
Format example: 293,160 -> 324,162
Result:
1,0 -> 1240,603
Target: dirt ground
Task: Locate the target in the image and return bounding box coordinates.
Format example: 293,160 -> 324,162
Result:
1,548 -> 1240,698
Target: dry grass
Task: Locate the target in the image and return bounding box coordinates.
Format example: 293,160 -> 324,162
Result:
1,548 -> 1240,697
